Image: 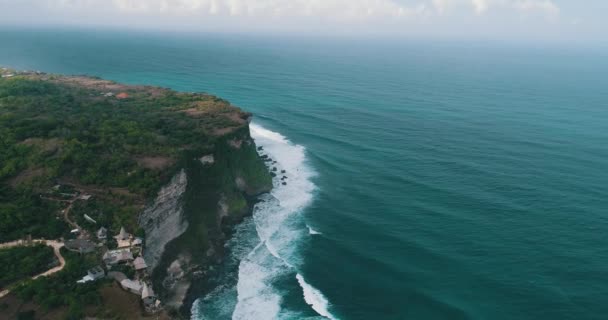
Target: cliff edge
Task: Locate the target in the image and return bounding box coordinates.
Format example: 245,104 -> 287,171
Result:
0,68 -> 272,318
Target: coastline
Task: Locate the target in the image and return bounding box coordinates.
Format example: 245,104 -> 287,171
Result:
0,69 -> 273,319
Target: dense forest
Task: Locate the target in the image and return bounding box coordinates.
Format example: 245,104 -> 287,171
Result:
14,248 -> 103,320
0,244 -> 56,289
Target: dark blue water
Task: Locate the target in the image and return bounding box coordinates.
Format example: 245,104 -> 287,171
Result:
1,28 -> 608,320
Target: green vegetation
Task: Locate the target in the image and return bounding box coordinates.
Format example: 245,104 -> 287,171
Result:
0,72 -> 272,317
0,185 -> 68,242
71,197 -> 142,237
0,74 -> 250,242
14,248 -> 103,319
0,244 -> 56,289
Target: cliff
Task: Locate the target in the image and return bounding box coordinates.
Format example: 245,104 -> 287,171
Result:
140,126 -> 272,314
0,68 -> 272,318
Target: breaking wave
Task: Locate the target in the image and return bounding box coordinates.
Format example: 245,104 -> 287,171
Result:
193,123 -> 337,320
307,226 -> 322,235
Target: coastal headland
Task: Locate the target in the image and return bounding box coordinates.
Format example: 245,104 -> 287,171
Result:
0,67 -> 272,319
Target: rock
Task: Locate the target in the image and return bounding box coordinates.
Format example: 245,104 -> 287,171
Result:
228,139 -> 243,149
139,170 -> 189,270
199,154 -> 215,165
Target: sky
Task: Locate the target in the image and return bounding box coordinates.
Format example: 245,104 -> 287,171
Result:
0,0 -> 605,42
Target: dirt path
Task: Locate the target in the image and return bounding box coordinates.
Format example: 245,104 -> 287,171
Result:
0,239 -> 66,299
62,201 -> 80,231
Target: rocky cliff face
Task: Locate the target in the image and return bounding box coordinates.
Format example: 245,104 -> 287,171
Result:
139,169 -> 189,271
139,125 -> 272,314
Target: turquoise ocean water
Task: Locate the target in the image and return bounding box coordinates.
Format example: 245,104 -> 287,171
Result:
1,29 -> 608,320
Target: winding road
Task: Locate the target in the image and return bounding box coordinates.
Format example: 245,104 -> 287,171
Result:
0,239 -> 66,299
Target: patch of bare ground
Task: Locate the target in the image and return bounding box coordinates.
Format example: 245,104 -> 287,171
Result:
8,167 -> 47,187
51,76 -> 129,91
0,293 -> 67,320
47,75 -> 171,99
98,283 -> 171,320
135,156 -> 175,171
19,137 -> 64,154
212,126 -> 240,136
58,178 -> 145,206
179,100 -> 228,116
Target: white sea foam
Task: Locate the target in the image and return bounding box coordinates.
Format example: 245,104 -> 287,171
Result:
230,123 -> 337,320
307,225 -> 322,235
296,274 -> 336,320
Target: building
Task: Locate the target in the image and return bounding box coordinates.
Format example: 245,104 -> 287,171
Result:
84,214 -> 97,224
97,227 -> 107,240
132,237 -> 143,247
88,266 -> 105,280
65,239 -> 96,254
77,266 -> 105,284
141,283 -> 156,306
116,92 -> 129,99
114,226 -> 132,248
133,256 -> 148,271
120,279 -> 143,295
103,249 -> 134,266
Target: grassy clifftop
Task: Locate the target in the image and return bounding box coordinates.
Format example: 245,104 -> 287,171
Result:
0,70 -> 269,241
0,69 -> 272,318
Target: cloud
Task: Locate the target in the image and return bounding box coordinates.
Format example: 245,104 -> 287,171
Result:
49,0 -> 429,20
511,0 -> 559,17
46,0 -> 559,19
429,0 -> 559,17
0,0 -> 567,36
471,0 -> 488,14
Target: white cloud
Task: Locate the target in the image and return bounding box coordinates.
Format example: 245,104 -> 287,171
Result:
512,0 -> 559,17
47,0 -> 559,19
471,0 -> 488,14
81,0 -> 430,20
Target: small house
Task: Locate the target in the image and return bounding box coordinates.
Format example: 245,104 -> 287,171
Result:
88,266 -> 105,280
65,239 -> 96,254
132,237 -> 143,247
133,256 -> 148,271
103,249 -> 134,266
120,279 -> 143,295
114,226 -> 132,248
141,283 -> 156,306
77,266 -> 105,284
116,92 -> 129,99
97,227 -> 107,240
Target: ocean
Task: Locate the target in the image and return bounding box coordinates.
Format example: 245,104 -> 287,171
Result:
1,28 -> 608,320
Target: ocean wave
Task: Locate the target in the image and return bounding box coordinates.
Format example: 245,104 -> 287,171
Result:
307,225 -> 322,235
233,123 -> 336,319
296,274 -> 336,320
196,123 -> 336,320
